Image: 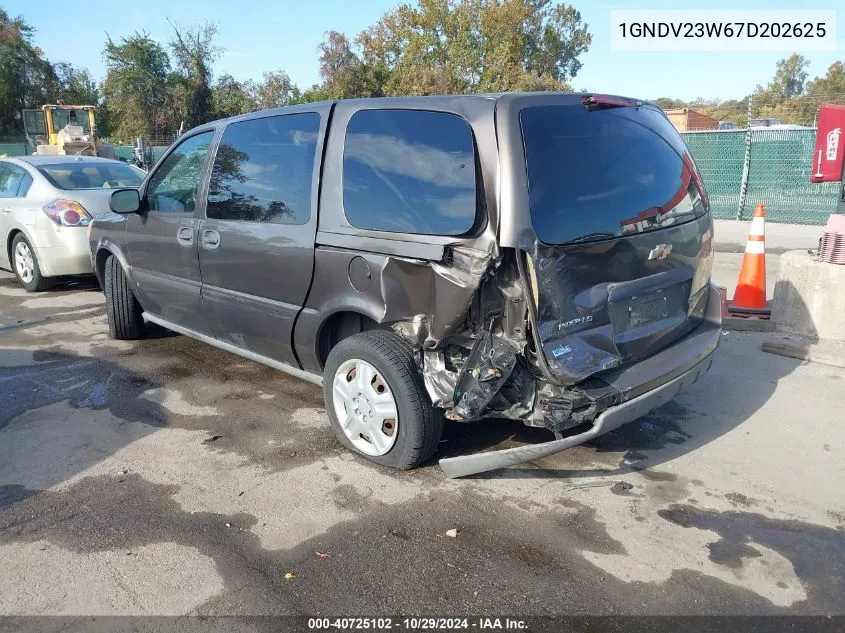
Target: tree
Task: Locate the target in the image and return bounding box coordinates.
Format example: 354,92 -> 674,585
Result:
319,31 -> 367,98
53,63 -> 99,105
357,0 -> 591,96
254,70 -> 299,109
298,83 -> 331,103
806,61 -> 845,98
212,74 -> 257,118
783,61 -> 845,126
0,8 -> 58,135
653,97 -> 686,110
770,53 -> 809,100
102,32 -> 172,141
168,20 -> 220,128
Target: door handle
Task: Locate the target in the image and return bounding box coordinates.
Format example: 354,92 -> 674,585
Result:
176,226 -> 194,246
1,207 -> 11,214
202,229 -> 221,250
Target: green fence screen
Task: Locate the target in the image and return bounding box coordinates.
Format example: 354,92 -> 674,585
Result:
682,128 -> 840,224
0,142 -> 32,157
682,130 -> 745,220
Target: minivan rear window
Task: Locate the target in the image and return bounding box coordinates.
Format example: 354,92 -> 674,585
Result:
520,105 -> 706,245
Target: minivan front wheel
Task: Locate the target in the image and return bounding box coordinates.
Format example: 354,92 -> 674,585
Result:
103,254 -> 145,340
323,330 -> 442,470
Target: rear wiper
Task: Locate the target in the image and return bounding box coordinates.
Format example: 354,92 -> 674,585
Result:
567,232 -> 616,244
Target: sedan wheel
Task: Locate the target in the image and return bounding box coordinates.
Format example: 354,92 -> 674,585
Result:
332,358 -> 399,456
14,240 -> 35,284
10,234 -> 51,292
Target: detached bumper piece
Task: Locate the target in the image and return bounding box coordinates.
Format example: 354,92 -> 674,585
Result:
439,347 -> 716,478
439,283 -> 723,478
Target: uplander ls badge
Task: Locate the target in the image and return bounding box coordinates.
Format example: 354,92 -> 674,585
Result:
648,243 -> 673,261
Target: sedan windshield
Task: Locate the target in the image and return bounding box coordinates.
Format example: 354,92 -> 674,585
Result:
37,163 -> 143,190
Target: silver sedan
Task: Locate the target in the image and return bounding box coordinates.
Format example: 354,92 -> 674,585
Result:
0,155 -> 144,291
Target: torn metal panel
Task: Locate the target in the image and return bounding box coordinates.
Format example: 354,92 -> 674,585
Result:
452,333 -> 519,420
421,350 -> 458,408
410,252 -> 530,419
536,378 -> 620,434
381,244 -> 497,348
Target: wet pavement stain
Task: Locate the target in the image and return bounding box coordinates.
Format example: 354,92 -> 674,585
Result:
631,467 -> 678,482
331,484 -> 372,511
3,274 -> 845,616
726,492 -> 754,508
555,499 -> 628,556
610,481 -> 635,496
238,490 -> 834,616
0,484 -> 39,508
659,504 -> 845,612
0,474 -> 304,615
0,352 -> 164,431
0,341 -> 342,478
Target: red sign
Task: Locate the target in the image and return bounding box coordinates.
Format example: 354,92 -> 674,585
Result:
811,104 -> 845,183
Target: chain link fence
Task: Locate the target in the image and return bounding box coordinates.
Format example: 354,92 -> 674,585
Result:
676,93 -> 845,225
683,128 -> 840,224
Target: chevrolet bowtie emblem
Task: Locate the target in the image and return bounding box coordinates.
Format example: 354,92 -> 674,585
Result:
648,244 -> 673,260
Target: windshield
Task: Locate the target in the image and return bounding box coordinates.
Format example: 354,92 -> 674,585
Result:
520,104 -> 707,245
23,110 -> 47,136
50,108 -> 91,133
37,162 -> 143,190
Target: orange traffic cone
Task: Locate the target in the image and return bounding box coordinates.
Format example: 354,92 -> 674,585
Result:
728,203 -> 770,317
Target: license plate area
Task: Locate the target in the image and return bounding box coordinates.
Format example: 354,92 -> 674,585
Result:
629,291 -> 670,327
610,287 -> 685,334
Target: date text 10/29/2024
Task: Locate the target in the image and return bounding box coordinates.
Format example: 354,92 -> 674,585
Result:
307,618 -> 528,630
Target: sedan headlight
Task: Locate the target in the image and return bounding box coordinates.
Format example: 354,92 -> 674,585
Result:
43,199 -> 93,227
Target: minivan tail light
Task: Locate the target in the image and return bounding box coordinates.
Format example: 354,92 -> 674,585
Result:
43,199 -> 92,227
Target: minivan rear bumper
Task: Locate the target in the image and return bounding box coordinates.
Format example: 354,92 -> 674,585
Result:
440,346 -> 716,478
438,283 -> 722,478
597,283 -> 722,402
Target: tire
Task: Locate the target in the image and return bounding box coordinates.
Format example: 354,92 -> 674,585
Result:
103,254 -> 145,340
323,330 -> 442,470
11,234 -> 52,292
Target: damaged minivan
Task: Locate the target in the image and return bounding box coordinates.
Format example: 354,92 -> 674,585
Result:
88,93 -> 721,477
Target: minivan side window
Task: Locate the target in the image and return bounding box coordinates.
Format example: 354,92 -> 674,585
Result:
146,131 -> 214,214
342,109 -> 477,236
206,113 -> 319,225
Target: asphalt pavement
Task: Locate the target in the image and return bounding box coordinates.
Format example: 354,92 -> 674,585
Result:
0,235 -> 843,620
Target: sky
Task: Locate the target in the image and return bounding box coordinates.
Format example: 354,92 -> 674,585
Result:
3,0 -> 842,102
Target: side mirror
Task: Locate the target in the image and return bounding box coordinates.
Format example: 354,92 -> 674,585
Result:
110,188 -> 141,214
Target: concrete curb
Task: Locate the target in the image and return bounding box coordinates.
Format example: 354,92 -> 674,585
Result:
761,338 -> 845,369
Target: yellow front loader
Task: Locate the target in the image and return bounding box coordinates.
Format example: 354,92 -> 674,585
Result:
22,105 -> 115,158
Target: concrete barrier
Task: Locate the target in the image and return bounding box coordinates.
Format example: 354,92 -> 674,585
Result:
772,250 -> 845,342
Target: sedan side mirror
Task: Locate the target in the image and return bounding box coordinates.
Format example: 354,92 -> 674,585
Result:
110,188 -> 141,214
